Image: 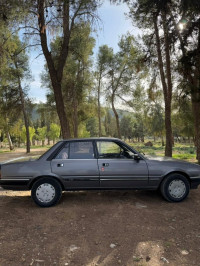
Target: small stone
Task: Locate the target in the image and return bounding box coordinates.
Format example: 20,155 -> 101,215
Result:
69,245 -> 79,252
118,259 -> 121,263
110,243 -> 116,248
146,256 -> 151,262
161,257 -> 169,263
135,202 -> 147,209
81,215 -> 85,218
169,226 -> 175,230
181,250 -> 189,255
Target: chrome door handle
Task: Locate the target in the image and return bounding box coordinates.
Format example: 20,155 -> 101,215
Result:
57,163 -> 64,167
102,163 -> 109,167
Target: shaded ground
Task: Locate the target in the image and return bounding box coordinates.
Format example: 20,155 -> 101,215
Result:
0,150 -> 200,265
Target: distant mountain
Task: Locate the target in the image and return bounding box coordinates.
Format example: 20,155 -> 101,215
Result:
31,104 -> 134,122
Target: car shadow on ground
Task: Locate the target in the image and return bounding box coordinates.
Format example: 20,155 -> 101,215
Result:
0,188 -> 197,209
61,189 -> 161,203
0,189 -> 161,207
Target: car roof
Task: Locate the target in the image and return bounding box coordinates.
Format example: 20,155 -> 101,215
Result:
61,137 -> 122,142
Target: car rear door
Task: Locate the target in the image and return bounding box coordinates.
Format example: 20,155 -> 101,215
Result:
51,141 -> 100,189
96,140 -> 149,188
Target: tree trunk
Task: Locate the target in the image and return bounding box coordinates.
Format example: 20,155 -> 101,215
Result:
192,94 -> 200,163
111,93 -> 121,139
73,89 -> 78,138
7,132 -> 14,150
162,10 -> 173,155
15,61 -> 31,153
37,0 -> 71,139
161,136 -> 165,146
170,8 -> 200,162
73,61 -> 81,138
97,72 -> 102,137
153,13 -> 173,157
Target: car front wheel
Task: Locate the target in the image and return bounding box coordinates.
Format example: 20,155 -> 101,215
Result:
31,177 -> 62,207
160,174 -> 190,202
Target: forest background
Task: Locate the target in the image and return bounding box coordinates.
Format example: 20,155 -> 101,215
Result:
0,0 -> 200,163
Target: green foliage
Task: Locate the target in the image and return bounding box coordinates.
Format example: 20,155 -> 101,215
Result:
21,126 -> 35,143
86,117 -> 99,137
146,103 -> 164,137
36,127 -> 47,142
78,123 -> 90,138
120,115 -> 134,139
48,123 -> 60,142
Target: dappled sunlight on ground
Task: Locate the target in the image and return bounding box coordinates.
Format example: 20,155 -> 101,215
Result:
0,190 -> 30,197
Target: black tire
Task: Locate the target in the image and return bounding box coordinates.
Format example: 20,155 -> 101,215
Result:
31,177 -> 62,207
160,173 -> 190,202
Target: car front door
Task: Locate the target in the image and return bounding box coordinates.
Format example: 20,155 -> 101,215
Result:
96,140 -> 148,188
51,141 -> 100,189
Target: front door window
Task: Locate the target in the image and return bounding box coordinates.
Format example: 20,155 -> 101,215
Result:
97,141 -> 133,159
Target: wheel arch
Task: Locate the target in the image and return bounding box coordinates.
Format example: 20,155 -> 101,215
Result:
28,175 -> 65,190
159,171 -> 191,189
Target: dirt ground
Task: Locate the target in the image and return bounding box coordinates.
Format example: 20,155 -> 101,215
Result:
0,150 -> 200,266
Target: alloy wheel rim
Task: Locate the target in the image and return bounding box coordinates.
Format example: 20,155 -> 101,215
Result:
36,183 -> 56,203
168,179 -> 186,199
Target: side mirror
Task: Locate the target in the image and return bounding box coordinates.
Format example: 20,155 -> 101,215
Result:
134,154 -> 141,160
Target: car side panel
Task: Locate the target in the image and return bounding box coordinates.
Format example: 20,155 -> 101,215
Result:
51,159 -> 100,189
98,158 -> 149,188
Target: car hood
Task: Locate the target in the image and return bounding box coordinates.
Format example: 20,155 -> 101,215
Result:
145,154 -> 183,162
144,154 -> 199,166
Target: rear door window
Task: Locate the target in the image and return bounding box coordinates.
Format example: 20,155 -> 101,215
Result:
69,141 -> 94,159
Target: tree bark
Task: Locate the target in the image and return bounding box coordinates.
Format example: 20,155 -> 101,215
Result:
170,8 -> 200,163
191,92 -> 200,163
7,132 -> 14,150
111,93 -> 121,139
37,0 -> 71,139
73,84 -> 78,137
14,61 -> 31,153
97,71 -> 102,137
153,13 -> 173,157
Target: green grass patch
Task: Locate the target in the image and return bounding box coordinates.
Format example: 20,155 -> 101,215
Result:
30,145 -> 51,149
127,142 -> 197,161
0,150 -> 11,153
172,153 -> 196,160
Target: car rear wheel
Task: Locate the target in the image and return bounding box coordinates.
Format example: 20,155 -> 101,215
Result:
160,174 -> 190,202
31,177 -> 62,207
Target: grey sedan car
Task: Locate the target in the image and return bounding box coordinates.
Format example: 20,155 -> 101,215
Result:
0,138 -> 200,207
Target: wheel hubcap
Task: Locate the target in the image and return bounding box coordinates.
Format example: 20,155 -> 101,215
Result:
168,179 -> 186,199
36,183 -> 56,203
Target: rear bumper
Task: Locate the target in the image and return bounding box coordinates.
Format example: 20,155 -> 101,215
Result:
0,179 -> 30,190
